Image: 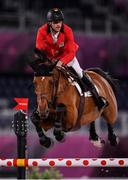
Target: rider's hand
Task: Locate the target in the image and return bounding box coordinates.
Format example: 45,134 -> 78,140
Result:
56,60 -> 64,67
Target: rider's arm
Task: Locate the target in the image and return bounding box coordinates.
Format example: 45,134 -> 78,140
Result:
60,27 -> 78,64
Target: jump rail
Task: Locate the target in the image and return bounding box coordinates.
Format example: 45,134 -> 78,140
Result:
9,101 -> 127,179
1,158 -> 128,167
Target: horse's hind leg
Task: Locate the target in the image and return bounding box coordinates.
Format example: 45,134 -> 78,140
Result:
102,110 -> 119,146
89,121 -> 105,147
107,123 -> 119,146
53,104 -> 66,142
31,109 -> 53,148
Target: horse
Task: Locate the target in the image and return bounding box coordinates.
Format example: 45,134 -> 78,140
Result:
31,60 -> 119,148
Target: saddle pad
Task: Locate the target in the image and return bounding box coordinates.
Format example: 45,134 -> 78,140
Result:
68,77 -> 99,97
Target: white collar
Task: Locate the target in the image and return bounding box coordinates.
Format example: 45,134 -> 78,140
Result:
50,28 -> 60,43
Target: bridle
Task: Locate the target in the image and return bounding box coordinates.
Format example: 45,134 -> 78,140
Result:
48,70 -> 60,109
38,68 -> 69,117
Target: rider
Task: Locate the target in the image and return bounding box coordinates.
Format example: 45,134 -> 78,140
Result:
35,8 -> 107,110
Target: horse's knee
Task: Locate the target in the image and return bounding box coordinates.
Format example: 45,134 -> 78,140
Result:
31,109 -> 40,125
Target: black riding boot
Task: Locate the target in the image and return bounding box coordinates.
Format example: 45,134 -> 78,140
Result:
81,73 -> 107,110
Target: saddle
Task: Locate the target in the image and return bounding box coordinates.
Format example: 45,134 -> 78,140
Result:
58,66 -> 90,96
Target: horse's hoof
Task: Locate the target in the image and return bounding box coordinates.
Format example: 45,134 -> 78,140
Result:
90,138 -> 105,148
54,131 -> 66,142
56,133 -> 66,143
59,133 -> 66,143
39,137 -> 54,148
108,135 -> 119,146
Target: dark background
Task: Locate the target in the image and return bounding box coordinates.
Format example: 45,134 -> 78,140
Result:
0,0 -> 128,179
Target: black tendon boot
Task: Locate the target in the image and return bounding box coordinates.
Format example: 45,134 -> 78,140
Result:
81,73 -> 107,110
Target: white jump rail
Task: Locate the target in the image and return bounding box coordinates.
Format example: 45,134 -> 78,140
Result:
0,158 -> 128,167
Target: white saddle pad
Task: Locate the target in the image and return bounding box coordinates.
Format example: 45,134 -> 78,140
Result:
68,77 -> 99,97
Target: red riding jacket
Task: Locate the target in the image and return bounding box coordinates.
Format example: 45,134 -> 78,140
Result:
36,23 -> 79,64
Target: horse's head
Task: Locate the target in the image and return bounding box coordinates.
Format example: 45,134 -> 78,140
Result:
34,75 -> 53,119
33,67 -> 69,120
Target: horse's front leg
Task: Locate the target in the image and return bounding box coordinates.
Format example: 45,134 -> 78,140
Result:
31,109 -> 54,148
53,104 -> 66,142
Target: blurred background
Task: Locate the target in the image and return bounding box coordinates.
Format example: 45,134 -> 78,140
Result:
0,0 -> 128,179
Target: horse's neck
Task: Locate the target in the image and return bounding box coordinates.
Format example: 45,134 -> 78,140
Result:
53,68 -> 70,93
53,68 -> 67,82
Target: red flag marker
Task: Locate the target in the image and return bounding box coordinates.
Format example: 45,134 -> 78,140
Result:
13,98 -> 28,111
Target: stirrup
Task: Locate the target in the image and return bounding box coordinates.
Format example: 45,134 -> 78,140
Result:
98,97 -> 108,110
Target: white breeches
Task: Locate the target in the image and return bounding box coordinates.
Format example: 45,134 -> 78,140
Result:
67,57 -> 83,78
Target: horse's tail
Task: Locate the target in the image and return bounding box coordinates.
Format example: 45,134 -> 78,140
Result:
86,67 -> 119,96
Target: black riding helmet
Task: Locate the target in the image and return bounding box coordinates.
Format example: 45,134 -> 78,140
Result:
47,8 -> 64,22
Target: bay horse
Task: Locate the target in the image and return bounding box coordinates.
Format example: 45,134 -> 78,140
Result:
31,62 -> 119,148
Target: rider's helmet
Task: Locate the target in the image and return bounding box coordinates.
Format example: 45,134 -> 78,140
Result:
47,8 -> 64,22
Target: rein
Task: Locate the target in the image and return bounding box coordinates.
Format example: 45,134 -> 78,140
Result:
49,69 -> 70,109
50,70 -> 60,109
38,69 -> 69,111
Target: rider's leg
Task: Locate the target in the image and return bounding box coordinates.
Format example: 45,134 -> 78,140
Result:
67,57 -> 107,110
67,57 -> 83,78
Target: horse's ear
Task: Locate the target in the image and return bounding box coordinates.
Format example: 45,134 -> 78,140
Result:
34,48 -> 47,62
34,48 -> 54,65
